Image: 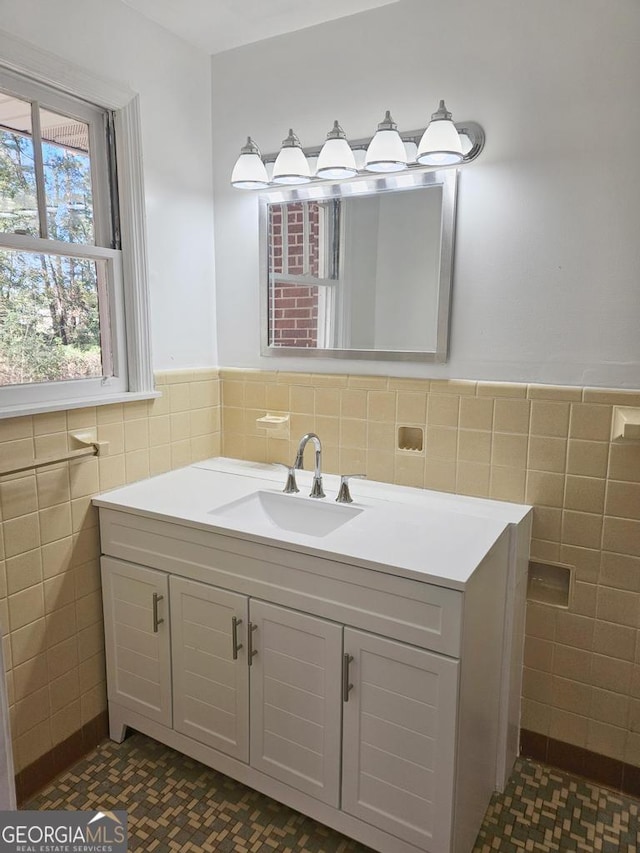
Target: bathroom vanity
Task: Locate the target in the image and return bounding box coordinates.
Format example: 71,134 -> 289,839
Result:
94,458 -> 531,853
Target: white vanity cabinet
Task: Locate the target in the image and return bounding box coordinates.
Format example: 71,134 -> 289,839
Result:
101,553 -> 461,852
95,461 -> 531,853
342,629 -> 458,852
102,567 -> 343,796
101,559 -> 171,727
170,576 -> 249,762
249,600 -> 343,806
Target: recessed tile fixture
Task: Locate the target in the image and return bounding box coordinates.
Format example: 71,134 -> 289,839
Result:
397,425 -> 424,453
25,733 -> 640,852
527,561 -> 572,608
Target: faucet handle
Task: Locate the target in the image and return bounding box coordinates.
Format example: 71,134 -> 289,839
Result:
272,462 -> 299,494
336,474 -> 367,504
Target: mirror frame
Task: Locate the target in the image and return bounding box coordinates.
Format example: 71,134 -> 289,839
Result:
259,168 -> 458,363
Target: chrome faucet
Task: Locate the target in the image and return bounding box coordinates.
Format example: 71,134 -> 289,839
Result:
294,432 -> 325,498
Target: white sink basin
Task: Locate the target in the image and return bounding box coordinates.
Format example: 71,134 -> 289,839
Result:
209,490 -> 362,537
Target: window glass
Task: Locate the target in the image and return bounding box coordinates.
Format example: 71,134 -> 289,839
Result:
0,92 -> 39,237
40,108 -> 94,244
0,247 -> 109,386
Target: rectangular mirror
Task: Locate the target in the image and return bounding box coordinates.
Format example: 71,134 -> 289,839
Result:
259,170 -> 457,362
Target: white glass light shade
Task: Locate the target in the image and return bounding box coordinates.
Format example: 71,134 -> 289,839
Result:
316,121 -> 357,179
316,138 -> 357,179
364,111 -> 407,173
417,100 -> 464,166
272,128 -> 312,184
231,137 -> 269,189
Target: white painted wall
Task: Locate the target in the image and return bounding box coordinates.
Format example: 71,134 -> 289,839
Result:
0,0 -> 217,370
211,0 -> 640,387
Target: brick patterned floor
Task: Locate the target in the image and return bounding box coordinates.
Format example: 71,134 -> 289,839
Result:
25,732 -> 640,852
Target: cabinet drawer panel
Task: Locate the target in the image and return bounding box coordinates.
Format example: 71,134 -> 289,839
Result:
116,670 -> 162,711
360,742 -> 434,801
182,595 -> 234,629
261,619 -> 329,666
182,621 -> 234,663
263,678 -> 323,725
183,669 -> 236,714
360,683 -> 437,737
113,599 -> 151,632
358,774 -> 434,840
343,628 -> 458,853
264,704 -> 324,754
361,650 -> 440,705
263,651 -> 324,697
171,577 -> 249,763
100,510 -> 462,654
182,696 -> 236,743
114,622 -> 158,660
361,713 -> 435,767
115,646 -> 161,685
182,647 -> 235,690
262,731 -> 323,782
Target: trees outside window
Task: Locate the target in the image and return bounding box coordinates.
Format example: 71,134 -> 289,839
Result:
0,81 -> 114,389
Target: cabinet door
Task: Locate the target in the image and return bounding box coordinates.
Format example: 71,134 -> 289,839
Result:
101,557 -> 171,726
170,577 -> 249,762
249,600 -> 342,807
342,629 -> 459,853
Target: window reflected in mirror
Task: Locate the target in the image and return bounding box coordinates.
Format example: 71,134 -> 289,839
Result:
268,200 -> 339,348
262,171 -> 456,363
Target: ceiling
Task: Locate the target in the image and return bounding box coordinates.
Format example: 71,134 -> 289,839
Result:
119,0 -> 400,54
0,93 -> 89,150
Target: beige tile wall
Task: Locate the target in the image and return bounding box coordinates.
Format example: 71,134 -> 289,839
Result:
0,369 -> 221,773
220,368 -> 640,767
2,363 -> 637,776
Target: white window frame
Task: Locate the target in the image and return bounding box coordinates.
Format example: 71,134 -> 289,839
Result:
0,29 -> 155,419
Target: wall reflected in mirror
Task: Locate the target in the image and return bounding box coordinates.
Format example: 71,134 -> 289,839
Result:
261,171 -> 457,362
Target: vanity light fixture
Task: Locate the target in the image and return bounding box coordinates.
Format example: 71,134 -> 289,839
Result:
231,137 -> 270,189
316,121 -> 358,179
272,128 -> 312,185
364,110 -> 408,173
230,101 -> 484,189
417,100 -> 464,166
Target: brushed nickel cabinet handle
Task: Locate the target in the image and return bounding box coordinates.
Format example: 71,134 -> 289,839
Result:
231,616 -> 243,660
343,653 -> 354,702
152,593 -> 164,633
247,622 -> 258,666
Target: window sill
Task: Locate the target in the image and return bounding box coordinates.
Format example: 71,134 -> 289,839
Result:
0,390 -> 162,421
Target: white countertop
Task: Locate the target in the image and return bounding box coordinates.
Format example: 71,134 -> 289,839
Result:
93,457 -> 531,590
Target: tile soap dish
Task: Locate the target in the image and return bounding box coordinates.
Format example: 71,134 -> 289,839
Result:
397,425 -> 424,453
527,561 -> 572,608
611,406 -> 640,442
256,413 -> 290,439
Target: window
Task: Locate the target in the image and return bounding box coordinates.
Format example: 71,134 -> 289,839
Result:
0,41 -> 153,418
267,199 -> 340,349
